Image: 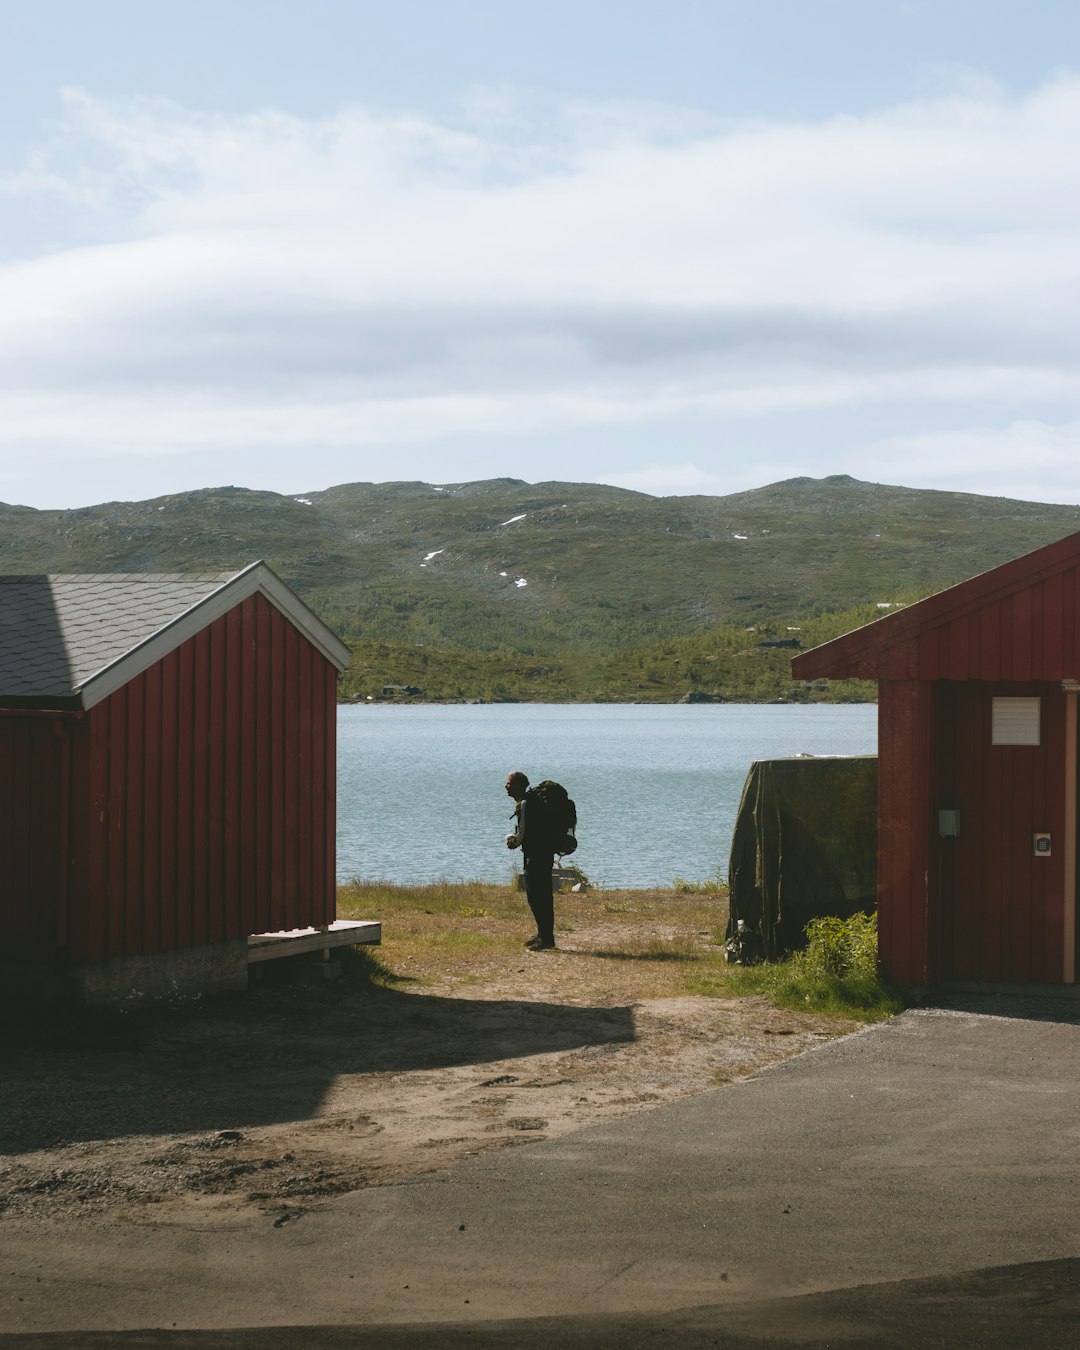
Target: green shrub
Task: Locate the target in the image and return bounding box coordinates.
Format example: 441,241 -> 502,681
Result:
726,912 -> 902,1022
801,912 -> 878,981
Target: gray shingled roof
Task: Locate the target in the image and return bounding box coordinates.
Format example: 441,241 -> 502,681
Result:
0,573 -> 235,704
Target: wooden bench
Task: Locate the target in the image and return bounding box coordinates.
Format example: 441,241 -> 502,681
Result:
248,918 -> 381,965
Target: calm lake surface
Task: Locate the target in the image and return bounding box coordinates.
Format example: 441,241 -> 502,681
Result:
337,703 -> 877,889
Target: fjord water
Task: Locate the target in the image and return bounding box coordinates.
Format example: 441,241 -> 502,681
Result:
337,703 -> 876,889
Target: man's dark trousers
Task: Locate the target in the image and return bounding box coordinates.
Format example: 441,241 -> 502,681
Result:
523,850 -> 555,944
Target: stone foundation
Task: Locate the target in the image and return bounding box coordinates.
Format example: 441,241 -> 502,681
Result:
69,939 -> 249,1006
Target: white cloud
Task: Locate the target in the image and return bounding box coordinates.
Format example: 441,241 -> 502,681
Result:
3,78 -> 1080,503
602,420 -> 1080,506
852,420 -> 1080,504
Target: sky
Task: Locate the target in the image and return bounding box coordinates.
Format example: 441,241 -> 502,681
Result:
3,1 -> 1080,510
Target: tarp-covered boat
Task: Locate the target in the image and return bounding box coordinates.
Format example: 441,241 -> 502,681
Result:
726,755 -> 877,964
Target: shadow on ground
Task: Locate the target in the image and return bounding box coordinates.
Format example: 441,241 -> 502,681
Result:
925,992 -> 1080,1024
0,968 -> 635,1154
1,1257 -> 1076,1349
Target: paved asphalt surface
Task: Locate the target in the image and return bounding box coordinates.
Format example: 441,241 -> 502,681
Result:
2,995 -> 1079,1348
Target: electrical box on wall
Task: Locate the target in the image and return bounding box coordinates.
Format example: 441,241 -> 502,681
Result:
938,809 -> 961,838
1033,832 -> 1052,857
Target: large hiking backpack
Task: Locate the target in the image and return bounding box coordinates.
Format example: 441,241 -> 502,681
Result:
527,780 -> 578,855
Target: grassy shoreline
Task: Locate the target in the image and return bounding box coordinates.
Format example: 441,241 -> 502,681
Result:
337,879 -> 901,1022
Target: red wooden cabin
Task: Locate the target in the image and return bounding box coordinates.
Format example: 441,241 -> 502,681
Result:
793,531 -> 1080,990
0,562 -> 351,1002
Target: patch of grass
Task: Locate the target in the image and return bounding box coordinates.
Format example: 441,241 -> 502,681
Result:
337,880 -> 732,1002
336,880 -> 896,1022
426,930 -> 500,952
337,943 -> 413,988
694,913 -> 902,1023
339,879 -> 522,924
590,947 -> 702,964
671,871 -> 726,894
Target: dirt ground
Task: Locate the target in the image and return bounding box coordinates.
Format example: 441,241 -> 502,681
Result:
0,913 -> 857,1234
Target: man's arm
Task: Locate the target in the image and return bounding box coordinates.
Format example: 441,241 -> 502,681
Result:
506,799 -> 525,849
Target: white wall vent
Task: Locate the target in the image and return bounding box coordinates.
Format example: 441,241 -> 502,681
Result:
991,696 -> 1041,746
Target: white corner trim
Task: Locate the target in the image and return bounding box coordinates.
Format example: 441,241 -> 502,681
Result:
77,562 -> 351,711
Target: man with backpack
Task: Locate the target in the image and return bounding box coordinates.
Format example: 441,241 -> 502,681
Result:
504,770 -> 576,952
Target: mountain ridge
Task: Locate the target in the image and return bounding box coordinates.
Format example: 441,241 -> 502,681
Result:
3,475 -> 1079,699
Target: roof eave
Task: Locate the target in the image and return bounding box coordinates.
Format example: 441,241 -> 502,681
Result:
0,694 -> 85,713
791,650 -> 873,681
791,619 -> 893,680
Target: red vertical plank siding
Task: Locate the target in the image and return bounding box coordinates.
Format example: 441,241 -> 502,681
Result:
192,628 -> 212,946
1010,589 -> 1033,680
980,601 -> 1002,680
929,684 -> 957,981
276,619 -> 290,919
312,656 -> 331,914
175,640 -> 196,950
57,722 -> 78,945
72,709 -> 106,963
1029,585 -> 1045,681
1015,728 -> 1041,973
157,650 -> 179,956
238,596 -> 259,935
916,630 -> 939,680
936,682 -> 1065,984
53,720 -> 75,948
948,614 -> 970,681
1064,568 -> 1079,675
105,689 -> 127,959
877,681 -> 933,985
0,722 -> 32,944
1041,573 -> 1065,677
222,606 -> 243,941
282,620 -> 300,925
140,663 -> 163,954
65,592 -> 339,965
26,725 -> 51,941
123,677 -> 146,956
945,689 -> 984,981
206,620 -> 226,940
80,687 -> 113,957
0,719 -> 74,954
886,640 -> 918,680
997,595 -> 1014,679
1033,689 -> 1064,979
297,639 -> 314,918
254,597 -> 273,929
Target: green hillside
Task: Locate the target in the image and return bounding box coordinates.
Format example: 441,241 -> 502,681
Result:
2,474 -> 1078,702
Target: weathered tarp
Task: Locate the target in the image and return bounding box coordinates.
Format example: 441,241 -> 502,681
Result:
726,755 -> 877,964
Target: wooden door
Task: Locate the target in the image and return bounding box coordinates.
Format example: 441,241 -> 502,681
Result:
934,682 -> 1067,984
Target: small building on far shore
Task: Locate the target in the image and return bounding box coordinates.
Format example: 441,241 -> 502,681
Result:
0,562 -> 356,1003
793,530 -> 1080,992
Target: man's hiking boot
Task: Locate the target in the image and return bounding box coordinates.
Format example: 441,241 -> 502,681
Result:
529,939 -> 556,951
